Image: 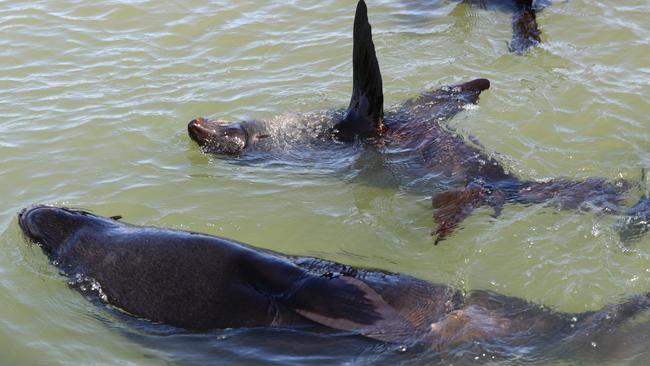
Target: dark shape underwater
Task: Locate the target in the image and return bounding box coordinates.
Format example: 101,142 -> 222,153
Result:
461,0 -> 545,52
17,205 -> 650,357
187,0 -> 649,243
398,0 -> 545,52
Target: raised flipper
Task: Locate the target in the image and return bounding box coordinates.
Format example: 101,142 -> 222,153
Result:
333,0 -> 384,140
431,185 -> 487,244
241,252 -> 417,343
510,0 -> 541,52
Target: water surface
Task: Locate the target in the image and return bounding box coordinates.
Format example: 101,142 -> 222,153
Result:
1,0 -> 649,364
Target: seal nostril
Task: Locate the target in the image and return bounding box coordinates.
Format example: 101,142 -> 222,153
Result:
189,117 -> 205,127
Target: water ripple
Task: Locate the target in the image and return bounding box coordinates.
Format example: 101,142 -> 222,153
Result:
0,0 -> 649,364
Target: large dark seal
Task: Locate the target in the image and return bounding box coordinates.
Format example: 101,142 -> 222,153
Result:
17,205 -> 650,353
188,0 -> 649,243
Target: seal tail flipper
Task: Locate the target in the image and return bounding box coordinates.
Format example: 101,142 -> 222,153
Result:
333,0 -> 384,140
509,0 -> 541,52
431,186 -> 486,244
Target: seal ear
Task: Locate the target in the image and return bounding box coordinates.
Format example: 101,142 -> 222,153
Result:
334,0 -> 384,139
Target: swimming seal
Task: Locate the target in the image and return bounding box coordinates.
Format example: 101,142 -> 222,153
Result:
188,0 -> 649,243
17,205 -> 650,353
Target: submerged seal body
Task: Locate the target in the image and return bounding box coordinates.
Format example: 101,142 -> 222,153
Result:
17,205 -> 650,352
188,0 -> 649,243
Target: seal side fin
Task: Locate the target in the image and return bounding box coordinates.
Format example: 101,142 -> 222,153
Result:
432,186 -> 486,244
241,253 -> 415,343
290,276 -> 416,343
334,0 -> 384,139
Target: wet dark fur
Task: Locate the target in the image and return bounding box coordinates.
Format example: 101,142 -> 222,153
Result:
17,206 -> 650,355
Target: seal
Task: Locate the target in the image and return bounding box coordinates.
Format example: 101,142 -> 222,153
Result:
17,205 -> 650,353
188,0 -> 649,243
188,0 -> 491,154
457,0 -> 545,52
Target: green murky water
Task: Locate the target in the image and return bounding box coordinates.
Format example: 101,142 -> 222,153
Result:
1,0 -> 649,364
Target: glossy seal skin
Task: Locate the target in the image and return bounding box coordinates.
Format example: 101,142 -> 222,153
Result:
17,206 -> 650,351
188,0 -> 649,243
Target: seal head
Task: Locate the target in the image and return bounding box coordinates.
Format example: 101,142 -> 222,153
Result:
187,117 -> 251,154
18,205 -> 122,259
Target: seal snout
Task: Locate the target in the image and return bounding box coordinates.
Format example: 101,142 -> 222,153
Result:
17,207 -> 28,233
18,205 -> 50,244
187,117 -> 249,155
187,117 -> 209,144
18,205 -> 91,257
18,205 -> 43,231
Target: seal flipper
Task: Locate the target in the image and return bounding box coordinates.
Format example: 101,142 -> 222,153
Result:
242,253 -> 416,343
431,186 -> 486,244
333,0 -> 384,140
509,0 -> 541,52
290,276 -> 418,343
